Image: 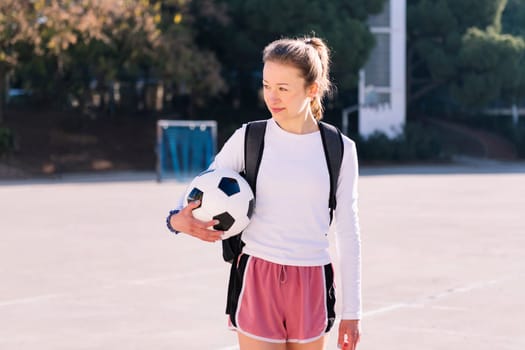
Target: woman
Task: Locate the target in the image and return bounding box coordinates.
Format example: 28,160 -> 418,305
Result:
167,36 -> 362,350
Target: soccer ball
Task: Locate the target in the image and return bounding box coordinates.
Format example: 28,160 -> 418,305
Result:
184,168 -> 255,239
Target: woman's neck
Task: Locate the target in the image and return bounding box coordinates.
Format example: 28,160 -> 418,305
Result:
273,114 -> 319,135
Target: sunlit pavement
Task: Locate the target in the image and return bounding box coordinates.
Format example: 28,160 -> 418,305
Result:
1,161 -> 524,350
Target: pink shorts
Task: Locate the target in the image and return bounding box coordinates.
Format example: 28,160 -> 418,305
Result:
226,254 -> 336,343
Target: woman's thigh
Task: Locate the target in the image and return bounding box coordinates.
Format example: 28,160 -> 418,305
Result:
287,335 -> 327,350
238,332 -> 327,350
237,332 -> 286,350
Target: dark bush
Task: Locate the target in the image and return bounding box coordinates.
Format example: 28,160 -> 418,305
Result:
355,121 -> 448,162
448,114 -> 525,159
0,127 -> 14,156
511,122 -> 525,158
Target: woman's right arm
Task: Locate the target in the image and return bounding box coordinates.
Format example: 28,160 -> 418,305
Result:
168,200 -> 223,242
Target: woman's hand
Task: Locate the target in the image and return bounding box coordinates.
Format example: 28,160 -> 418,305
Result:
169,201 -> 223,242
337,319 -> 361,349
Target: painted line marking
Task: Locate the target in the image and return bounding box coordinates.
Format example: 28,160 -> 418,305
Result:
215,273 -> 523,350
363,274 -> 519,318
0,268 -> 226,307
0,294 -> 64,307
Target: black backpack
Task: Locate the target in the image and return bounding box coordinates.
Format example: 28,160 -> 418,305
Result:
221,119 -> 345,263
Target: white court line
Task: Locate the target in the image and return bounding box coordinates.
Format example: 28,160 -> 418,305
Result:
393,325 -> 522,339
363,275 -> 516,318
215,274 -> 522,350
392,326 -> 525,349
0,268 -> 225,307
0,294 -> 64,307
362,303 -> 408,317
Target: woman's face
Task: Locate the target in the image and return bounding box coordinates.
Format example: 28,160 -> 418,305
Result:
262,60 -> 315,123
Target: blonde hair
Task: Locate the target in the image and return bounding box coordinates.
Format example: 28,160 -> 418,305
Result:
262,36 -> 332,120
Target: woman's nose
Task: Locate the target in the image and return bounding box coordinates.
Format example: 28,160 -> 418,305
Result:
267,90 -> 279,103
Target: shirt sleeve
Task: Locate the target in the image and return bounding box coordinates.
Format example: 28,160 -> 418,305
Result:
174,124 -> 246,209
207,124 -> 246,173
333,137 -> 362,320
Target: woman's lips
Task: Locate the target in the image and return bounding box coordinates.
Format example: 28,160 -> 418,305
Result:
270,107 -> 285,113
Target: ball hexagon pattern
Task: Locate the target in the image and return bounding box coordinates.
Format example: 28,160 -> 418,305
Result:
184,168 -> 255,239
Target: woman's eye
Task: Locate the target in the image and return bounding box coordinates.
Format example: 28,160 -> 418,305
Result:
279,87 -> 288,92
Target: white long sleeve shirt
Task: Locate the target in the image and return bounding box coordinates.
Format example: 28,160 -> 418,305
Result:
183,118 -> 362,319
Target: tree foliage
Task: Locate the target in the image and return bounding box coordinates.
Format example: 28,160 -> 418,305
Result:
3,0 -> 525,121
0,1 -> 36,121
453,28 -> 525,107
0,0 -> 158,118
407,0 -> 525,109
194,0 -> 387,110
0,0 -> 227,119
156,0 -> 228,105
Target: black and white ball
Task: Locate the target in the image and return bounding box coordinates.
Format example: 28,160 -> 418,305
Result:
184,168 -> 255,239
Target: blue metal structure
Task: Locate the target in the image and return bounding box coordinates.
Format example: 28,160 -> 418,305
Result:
156,120 -> 217,182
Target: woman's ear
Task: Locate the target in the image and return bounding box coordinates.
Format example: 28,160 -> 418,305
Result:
308,82 -> 319,98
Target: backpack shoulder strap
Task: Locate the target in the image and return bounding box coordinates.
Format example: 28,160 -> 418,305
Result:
318,121 -> 344,223
244,120 -> 267,195
221,120 -> 266,264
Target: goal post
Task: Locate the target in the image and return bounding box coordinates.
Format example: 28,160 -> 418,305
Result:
156,120 -> 218,182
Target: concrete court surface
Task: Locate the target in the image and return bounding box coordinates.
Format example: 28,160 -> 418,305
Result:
1,162 -> 524,350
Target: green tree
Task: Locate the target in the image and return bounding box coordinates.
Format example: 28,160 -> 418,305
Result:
407,0 -> 525,110
0,1 -> 35,122
452,28 -> 525,108
1,0 -> 227,119
153,0 -> 228,115
193,0 -> 387,111
24,0 -> 162,111
0,0 -> 162,119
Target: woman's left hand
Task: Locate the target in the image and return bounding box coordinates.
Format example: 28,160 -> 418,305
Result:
337,319 -> 361,349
